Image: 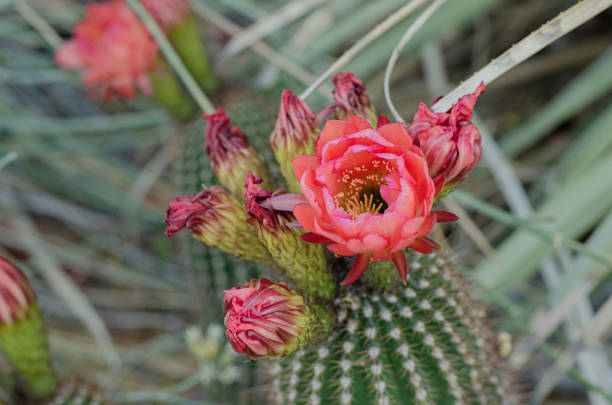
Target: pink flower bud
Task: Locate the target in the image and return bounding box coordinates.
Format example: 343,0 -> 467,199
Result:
332,72 -> 377,127
270,90 -> 318,193
244,174 -> 335,300
164,186 -> 273,265
0,257 -> 35,325
203,109 -> 273,198
142,0 -> 190,31
407,83 -> 485,193
223,278 -> 311,358
54,0 -> 159,100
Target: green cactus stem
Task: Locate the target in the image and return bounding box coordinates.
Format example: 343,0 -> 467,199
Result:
168,16 -> 218,94
150,59 -> 196,120
0,304 -> 56,400
267,253 -> 516,405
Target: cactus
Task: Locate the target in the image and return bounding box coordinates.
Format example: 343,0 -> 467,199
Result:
168,74 -> 517,405
267,253 -> 515,405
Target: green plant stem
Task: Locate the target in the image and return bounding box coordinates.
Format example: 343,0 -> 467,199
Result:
432,0 -> 612,113
125,0 -> 215,114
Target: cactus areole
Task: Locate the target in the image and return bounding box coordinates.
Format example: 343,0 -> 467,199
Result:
166,74 -> 516,404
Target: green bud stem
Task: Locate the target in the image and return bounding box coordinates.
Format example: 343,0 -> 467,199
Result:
0,305 -> 56,400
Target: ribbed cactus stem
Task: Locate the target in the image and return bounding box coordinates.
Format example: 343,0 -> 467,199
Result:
0,304 -> 56,399
362,260 -> 400,291
268,254 -> 515,405
263,236 -> 335,301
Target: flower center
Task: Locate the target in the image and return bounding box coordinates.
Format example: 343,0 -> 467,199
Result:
334,159 -> 392,218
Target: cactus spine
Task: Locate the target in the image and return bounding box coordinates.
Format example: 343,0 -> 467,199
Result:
269,254 -> 514,405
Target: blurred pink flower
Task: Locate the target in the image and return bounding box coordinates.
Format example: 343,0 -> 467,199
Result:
291,115 -> 456,285
142,0 -> 190,31
407,83 -> 485,192
0,257 -> 36,324
54,0 -> 159,99
224,278 -> 310,358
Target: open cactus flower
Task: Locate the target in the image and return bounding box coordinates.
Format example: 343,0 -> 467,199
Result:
166,74 -> 516,404
55,0 -> 215,117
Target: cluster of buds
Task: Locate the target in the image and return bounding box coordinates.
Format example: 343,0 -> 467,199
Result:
407,83 -> 485,196
166,73 -> 484,359
0,257 -> 56,399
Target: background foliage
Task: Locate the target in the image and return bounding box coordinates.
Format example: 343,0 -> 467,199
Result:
0,0 -> 611,403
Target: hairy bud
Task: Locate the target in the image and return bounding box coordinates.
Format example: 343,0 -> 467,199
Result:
165,186 -> 274,266
332,72 -> 377,127
204,109 -> 273,198
244,174 -> 335,300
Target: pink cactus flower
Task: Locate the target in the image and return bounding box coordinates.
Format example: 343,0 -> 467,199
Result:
142,0 -> 190,31
54,0 -> 159,100
407,83 -> 485,192
223,278 -> 311,358
0,257 -> 36,324
291,115 -> 457,285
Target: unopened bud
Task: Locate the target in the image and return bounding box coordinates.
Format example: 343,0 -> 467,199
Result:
223,278 -> 313,358
244,174 -> 335,300
204,109 -> 273,199
0,258 -> 56,399
270,90 -> 318,193
332,72 -> 377,127
165,186 -> 274,266
407,83 -> 485,195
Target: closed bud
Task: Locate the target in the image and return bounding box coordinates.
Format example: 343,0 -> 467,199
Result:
0,258 -> 56,399
332,72 -> 377,127
204,109 -> 273,198
223,278 -> 313,358
244,174 -> 335,300
165,186 -> 274,266
270,90 -> 318,193
407,83 -> 485,196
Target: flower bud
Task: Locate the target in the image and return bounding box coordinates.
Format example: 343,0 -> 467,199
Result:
0,257 -> 35,325
0,257 -> 56,399
203,109 -> 273,199
244,174 -> 335,300
165,186 -> 274,266
332,72 -> 377,127
407,83 -> 485,195
223,278 -> 313,358
270,90 -> 318,194
142,0 -> 190,32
